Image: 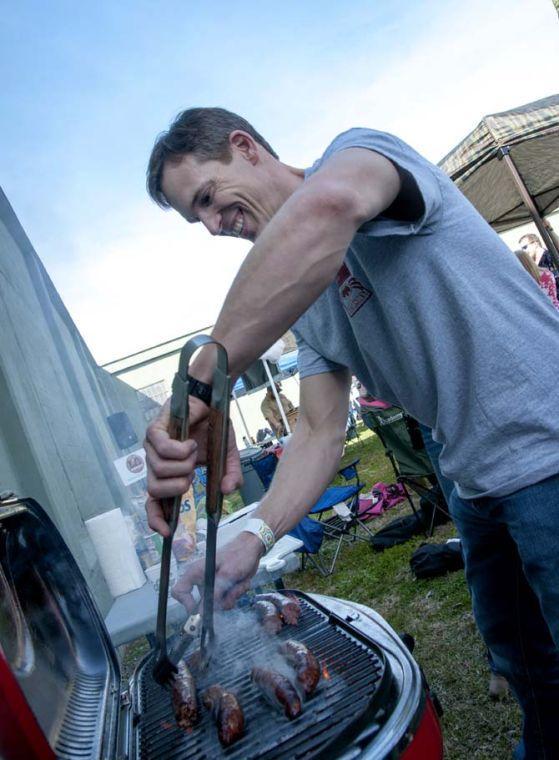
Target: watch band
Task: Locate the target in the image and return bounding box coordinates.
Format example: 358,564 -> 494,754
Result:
186,374 -> 213,405
243,518 -> 276,553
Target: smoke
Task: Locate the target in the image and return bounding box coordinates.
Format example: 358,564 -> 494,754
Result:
181,604 -> 329,702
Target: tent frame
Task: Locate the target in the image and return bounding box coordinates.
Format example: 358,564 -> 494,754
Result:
499,146 -> 559,268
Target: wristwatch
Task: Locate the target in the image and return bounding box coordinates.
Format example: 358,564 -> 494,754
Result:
186,374 -> 212,405
243,518 -> 276,554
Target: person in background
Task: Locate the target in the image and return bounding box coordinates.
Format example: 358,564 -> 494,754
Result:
518,233 -> 556,272
516,249 -> 559,310
260,382 -> 295,439
349,376 -> 362,416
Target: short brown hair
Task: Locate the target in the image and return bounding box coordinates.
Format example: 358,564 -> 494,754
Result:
515,250 -> 541,283
147,107 -> 278,208
518,233 -> 541,246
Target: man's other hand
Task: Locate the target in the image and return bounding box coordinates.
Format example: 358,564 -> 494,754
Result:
144,398 -> 243,537
171,532 -> 265,611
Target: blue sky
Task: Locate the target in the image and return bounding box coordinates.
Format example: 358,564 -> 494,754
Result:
1,0 -> 558,362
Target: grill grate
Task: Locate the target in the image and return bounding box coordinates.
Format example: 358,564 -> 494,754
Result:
132,594 -> 388,760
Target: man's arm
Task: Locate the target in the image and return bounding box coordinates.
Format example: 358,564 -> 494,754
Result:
145,148 -> 399,531
191,148 -> 401,382
171,368 -> 350,610
254,368 -> 350,537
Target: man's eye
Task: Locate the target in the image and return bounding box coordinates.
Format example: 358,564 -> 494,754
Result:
200,193 -> 211,207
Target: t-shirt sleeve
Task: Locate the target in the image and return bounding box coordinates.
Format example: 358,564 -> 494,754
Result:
293,329 -> 346,380
312,128 -> 443,237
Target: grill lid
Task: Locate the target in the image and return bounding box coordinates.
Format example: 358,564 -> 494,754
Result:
0,497 -> 121,760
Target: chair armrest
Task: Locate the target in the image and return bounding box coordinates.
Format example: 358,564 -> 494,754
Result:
337,458 -> 361,481
337,457 -> 360,473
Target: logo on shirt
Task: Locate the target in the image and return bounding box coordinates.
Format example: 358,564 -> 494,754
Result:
336,263 -> 372,317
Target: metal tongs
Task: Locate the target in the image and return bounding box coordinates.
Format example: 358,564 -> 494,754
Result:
152,335 -> 231,688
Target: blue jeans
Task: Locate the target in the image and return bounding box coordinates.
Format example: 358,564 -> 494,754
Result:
449,474 -> 559,760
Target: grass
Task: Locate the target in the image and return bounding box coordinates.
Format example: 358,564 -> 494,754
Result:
121,424 -> 520,759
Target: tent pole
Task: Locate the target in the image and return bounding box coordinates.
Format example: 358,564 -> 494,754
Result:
499,146 -> 559,269
262,359 -> 291,436
545,224 -> 559,259
232,389 -> 253,444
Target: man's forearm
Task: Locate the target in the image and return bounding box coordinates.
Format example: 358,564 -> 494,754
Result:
252,421 -> 346,540
212,192 -> 355,372
190,186 -> 360,383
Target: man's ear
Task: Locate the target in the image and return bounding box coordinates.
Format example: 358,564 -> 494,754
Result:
229,130 -> 259,165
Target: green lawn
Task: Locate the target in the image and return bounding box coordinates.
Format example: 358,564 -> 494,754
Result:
122,425 -> 520,759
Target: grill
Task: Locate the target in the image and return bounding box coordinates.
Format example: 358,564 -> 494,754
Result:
54,673 -> 107,760
131,593 -> 390,760
0,497 -> 443,760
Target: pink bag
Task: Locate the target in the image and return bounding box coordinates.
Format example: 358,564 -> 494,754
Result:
380,482 -> 406,509
358,482 -> 406,521
357,494 -> 384,519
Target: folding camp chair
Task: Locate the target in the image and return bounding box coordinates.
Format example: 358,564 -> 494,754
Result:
252,452 -> 369,575
360,402 -> 451,536
251,451 -> 328,574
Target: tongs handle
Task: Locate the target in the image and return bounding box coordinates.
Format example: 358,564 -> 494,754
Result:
206,407 -> 228,521
161,414 -> 188,526
154,335 -> 207,661
155,413 -> 189,660
200,405 -> 229,658
199,343 -> 230,664
154,334 -> 230,668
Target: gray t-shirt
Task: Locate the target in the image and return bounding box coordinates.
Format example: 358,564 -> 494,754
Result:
293,128 -> 559,499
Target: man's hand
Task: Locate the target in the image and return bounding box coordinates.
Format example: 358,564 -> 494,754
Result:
144,397 -> 242,537
171,532 -> 265,611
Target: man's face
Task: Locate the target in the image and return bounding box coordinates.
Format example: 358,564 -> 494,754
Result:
161,135 -> 279,242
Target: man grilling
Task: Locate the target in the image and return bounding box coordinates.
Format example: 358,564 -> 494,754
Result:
144,107 -> 559,757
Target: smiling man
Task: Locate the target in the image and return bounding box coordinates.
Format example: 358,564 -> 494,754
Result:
145,107 -> 559,757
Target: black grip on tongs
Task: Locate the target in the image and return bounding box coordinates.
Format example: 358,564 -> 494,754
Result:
163,335 -> 230,523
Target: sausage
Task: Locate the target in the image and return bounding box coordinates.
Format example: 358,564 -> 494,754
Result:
202,685 -> 245,746
251,667 -> 302,719
279,639 -> 321,696
254,592 -> 301,625
253,599 -> 283,634
172,660 -> 198,729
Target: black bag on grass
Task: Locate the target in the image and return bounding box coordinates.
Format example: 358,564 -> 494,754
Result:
369,514 -> 425,552
410,540 -> 464,579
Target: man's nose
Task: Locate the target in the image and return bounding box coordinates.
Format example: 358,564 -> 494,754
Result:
199,210 -> 222,236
